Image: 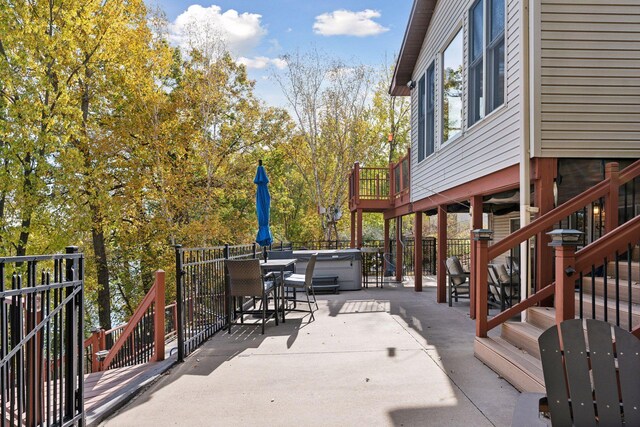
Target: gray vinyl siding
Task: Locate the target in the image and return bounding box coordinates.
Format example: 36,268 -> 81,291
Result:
410,0 -> 522,203
489,212 -> 518,265
535,0 -> 640,158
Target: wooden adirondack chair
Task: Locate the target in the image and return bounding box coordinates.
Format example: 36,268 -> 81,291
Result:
512,319 -> 640,427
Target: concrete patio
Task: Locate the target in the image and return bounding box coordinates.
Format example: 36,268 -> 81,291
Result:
102,277 -> 519,427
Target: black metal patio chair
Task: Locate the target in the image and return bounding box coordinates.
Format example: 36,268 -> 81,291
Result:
445,256 -> 470,306
283,254 -> 318,321
225,259 -> 278,334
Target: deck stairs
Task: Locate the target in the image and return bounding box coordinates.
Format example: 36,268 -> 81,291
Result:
475,251 -> 640,392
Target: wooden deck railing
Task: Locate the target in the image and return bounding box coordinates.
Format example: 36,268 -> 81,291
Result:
83,270 -> 175,373
348,149 -> 411,210
391,150 -> 411,202
476,159 -> 640,337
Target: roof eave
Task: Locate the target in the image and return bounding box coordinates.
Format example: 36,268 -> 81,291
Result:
389,0 -> 438,97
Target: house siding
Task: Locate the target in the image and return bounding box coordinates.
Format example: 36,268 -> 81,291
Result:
410,0 -> 522,203
489,212 -> 520,265
536,0 -> 640,158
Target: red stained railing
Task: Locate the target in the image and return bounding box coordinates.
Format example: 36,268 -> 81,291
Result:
348,149 -> 411,209
476,159 -> 640,337
83,270 -> 176,372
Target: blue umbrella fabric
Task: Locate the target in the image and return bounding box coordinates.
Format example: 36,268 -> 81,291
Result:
254,161 -> 273,247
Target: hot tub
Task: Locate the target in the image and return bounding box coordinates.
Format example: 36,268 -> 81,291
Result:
293,249 -> 362,291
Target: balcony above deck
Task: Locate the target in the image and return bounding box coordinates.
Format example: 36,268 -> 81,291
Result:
348,150 -> 411,213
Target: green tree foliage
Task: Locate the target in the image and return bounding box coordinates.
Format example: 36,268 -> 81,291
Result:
0,1 -> 292,329
0,2 -> 410,329
370,59 -> 411,166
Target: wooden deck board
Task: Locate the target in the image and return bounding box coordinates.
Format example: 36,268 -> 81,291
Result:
84,356 -> 176,426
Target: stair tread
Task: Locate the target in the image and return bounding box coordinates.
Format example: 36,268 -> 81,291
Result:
503,321 -> 545,339
606,260 -> 640,280
581,276 -> 640,304
475,336 -> 544,393
577,292 -> 640,313
526,307 -> 556,330
502,321 -> 546,358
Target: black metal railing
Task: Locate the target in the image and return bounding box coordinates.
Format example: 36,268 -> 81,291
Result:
276,238 -> 470,277
0,247 -> 84,426
175,244 -> 257,361
576,243 -> 640,332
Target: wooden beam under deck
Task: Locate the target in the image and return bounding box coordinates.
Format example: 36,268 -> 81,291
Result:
383,164 -> 520,220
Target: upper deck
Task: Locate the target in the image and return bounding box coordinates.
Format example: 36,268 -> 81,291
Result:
348,150 -> 411,213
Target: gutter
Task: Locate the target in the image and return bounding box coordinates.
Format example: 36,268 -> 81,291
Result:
519,0 -> 532,319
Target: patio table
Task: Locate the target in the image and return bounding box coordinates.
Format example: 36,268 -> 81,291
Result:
260,258 -> 296,323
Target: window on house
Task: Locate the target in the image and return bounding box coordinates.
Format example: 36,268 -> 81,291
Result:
487,0 -> 505,112
469,0 -> 484,126
426,63 -> 435,156
469,0 -> 505,127
443,31 -> 463,143
418,74 -> 426,162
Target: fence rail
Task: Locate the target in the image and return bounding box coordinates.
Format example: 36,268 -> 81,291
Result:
275,238 -> 470,277
0,247 -> 84,426
173,237 -> 470,360
175,245 -> 256,361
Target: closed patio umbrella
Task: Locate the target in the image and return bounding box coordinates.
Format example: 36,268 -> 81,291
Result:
254,160 -> 273,248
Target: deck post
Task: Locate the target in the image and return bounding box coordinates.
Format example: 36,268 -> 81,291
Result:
395,216 -> 403,282
605,162 -> 619,234
350,210 -> 356,248
535,158 -> 557,307
389,160 -> 396,204
473,230 -> 493,337
549,230 -> 582,324
384,218 -> 390,273
90,329 -> 106,372
436,205 -> 447,303
26,301 -> 44,426
154,270 -> 166,362
354,162 -> 360,205
414,212 -> 423,292
470,195 -> 483,319
356,209 -> 363,248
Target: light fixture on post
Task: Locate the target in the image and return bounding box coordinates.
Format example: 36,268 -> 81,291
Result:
472,229 -> 494,241
407,80 -> 416,90
547,229 -> 583,246
95,350 -> 109,371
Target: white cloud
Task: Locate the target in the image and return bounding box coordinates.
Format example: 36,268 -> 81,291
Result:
313,9 -> 389,37
238,56 -> 287,70
169,5 -> 266,57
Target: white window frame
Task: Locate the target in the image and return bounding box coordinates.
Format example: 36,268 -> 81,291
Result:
467,0 -> 506,128
441,27 -> 464,145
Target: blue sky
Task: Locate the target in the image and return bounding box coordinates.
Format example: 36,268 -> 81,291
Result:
149,1 -> 413,106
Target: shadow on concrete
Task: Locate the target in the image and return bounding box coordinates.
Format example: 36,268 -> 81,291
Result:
105,277 -> 517,426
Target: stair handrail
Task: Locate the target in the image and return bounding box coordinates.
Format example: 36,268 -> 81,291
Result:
488,159 -> 640,260
101,270 -> 165,370
575,215 -> 640,274
478,159 -> 640,337
486,215 -> 640,332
